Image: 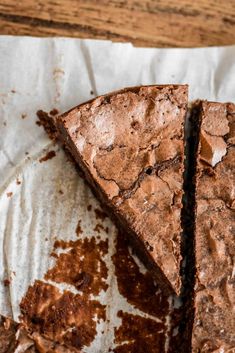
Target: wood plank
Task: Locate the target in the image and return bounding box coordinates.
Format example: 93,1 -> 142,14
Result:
0,0 -> 235,47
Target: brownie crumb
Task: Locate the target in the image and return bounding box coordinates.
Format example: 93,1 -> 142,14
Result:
6,192 -> 13,198
36,110 -> 57,140
21,113 -> 27,119
58,189 -> 64,195
11,89 -> 16,93
87,205 -> 92,211
3,279 -> 10,286
49,108 -> 59,116
39,150 -> 56,163
16,178 -> 21,185
90,90 -> 94,95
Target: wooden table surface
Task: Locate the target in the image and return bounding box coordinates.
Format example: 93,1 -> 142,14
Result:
0,0 -> 235,47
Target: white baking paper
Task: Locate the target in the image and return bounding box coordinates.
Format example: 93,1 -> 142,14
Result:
0,36 -> 235,352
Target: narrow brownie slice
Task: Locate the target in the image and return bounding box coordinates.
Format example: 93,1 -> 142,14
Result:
192,101 -> 235,352
56,85 -> 188,295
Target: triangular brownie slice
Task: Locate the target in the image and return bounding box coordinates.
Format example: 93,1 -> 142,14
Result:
56,85 -> 188,295
192,101 -> 235,351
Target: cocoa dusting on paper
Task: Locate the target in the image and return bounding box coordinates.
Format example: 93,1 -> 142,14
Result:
39,150 -> 56,163
114,311 -> 165,353
20,280 -> 105,351
45,237 -> 109,296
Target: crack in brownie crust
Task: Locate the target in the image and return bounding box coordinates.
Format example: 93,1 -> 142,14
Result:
56,85 -> 188,295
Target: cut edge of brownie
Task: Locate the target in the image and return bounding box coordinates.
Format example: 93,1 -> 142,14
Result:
55,84 -> 188,296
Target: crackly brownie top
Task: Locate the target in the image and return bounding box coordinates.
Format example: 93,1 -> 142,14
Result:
193,101 -> 235,352
58,85 -> 188,294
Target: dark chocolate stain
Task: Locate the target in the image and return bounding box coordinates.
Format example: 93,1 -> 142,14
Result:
39,150 -> 56,163
45,237 -> 109,295
114,311 -> 165,353
20,280 -> 105,351
18,213 -> 181,351
112,232 -> 182,352
112,232 -> 169,318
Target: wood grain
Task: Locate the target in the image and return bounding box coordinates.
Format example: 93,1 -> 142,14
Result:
0,0 -> 235,47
